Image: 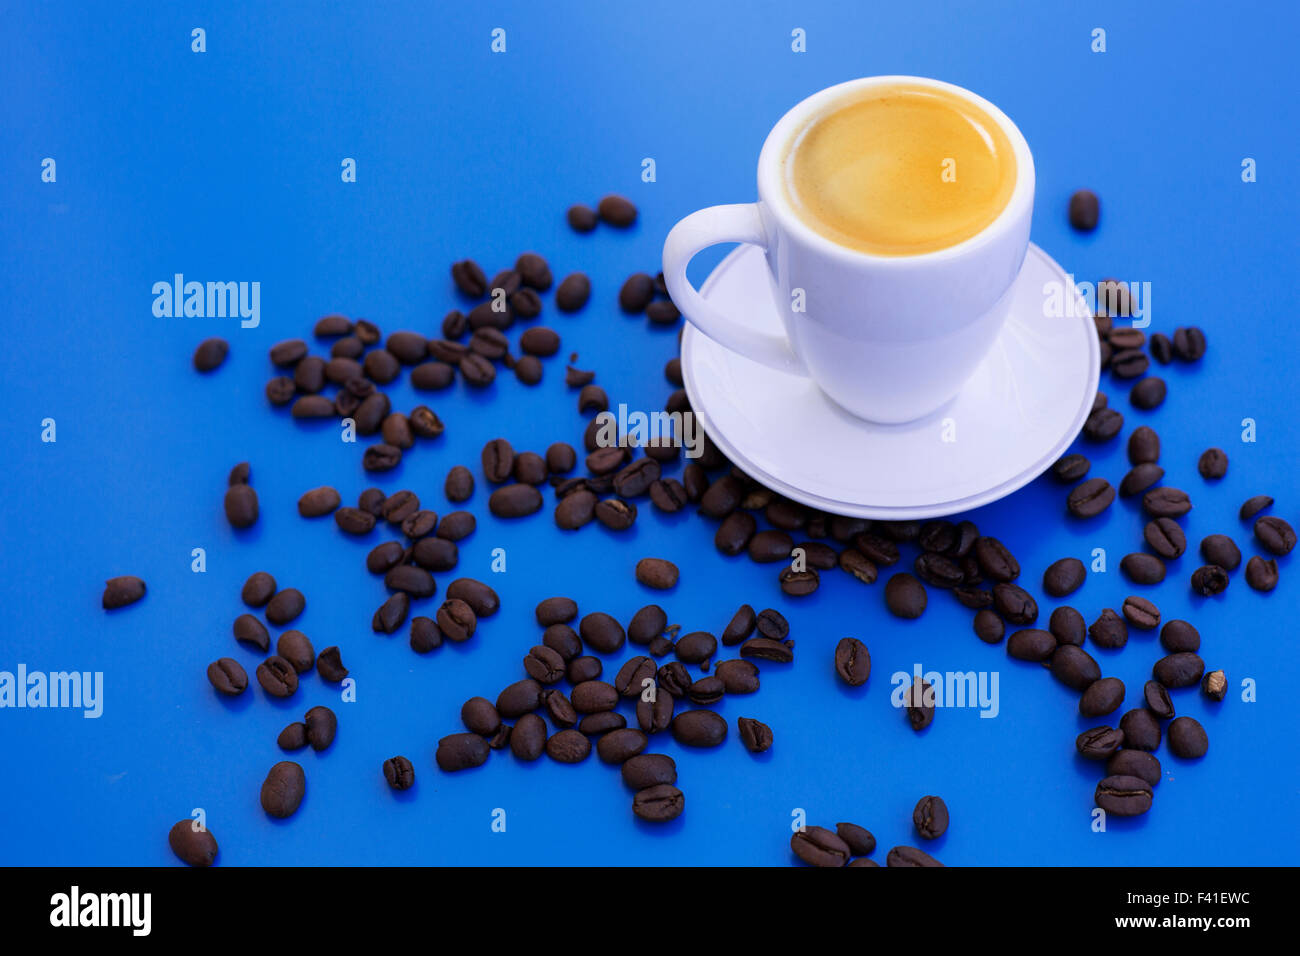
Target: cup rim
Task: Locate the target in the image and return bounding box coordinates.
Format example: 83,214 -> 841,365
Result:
758,75 -> 1036,266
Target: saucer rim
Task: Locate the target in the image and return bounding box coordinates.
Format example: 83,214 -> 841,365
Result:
681,242 -> 1100,519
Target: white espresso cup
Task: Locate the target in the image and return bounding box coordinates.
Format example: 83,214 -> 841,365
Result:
662,76 -> 1035,424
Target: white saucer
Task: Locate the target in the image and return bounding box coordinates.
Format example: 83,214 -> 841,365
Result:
681,243 -> 1099,519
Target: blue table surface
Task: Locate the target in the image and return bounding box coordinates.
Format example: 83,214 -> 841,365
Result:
2,0 -> 1297,866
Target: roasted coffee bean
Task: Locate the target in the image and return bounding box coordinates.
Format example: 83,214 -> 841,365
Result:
362,443 -> 403,472
721,605 -> 756,646
1043,557 -> 1086,597
1080,677 -> 1125,717
316,646 -> 348,682
260,761 -> 306,817
1068,477 -> 1115,518
457,352 -> 495,387
325,356 -> 365,386
378,489 -> 417,523
335,507 -> 376,535
537,626 -> 579,665
302,705 -> 336,751
585,446 -> 628,476
461,697 -> 501,736
566,654 -> 602,684
1007,628 -> 1056,662
1068,189 -> 1099,230
362,348 -> 400,385
276,630 -> 315,673
293,356 -> 326,393
490,679 -> 540,720
383,565 -> 435,599
1137,519 -> 1184,564
671,709 -> 728,748
674,631 -> 717,665
633,783 -> 684,822
401,509 -> 438,539
1143,486 -> 1192,518
224,483 -> 260,528
207,658 -> 248,696
594,497 -> 637,530
382,755 -> 415,791
439,466 -> 473,505
444,578 -> 497,617
1051,644 -> 1101,690
1145,331 -> 1172,364
1109,327 -> 1146,349
736,717 -> 773,753
914,521 -> 954,553
1119,708 -> 1161,751
973,609 -> 1004,644
266,376 -> 296,405
352,393 -> 391,435
913,552 -> 964,589
746,530 -> 793,564
409,616 -> 442,653
740,637 -> 793,663
553,488 -> 595,529
298,486 -> 341,518
1167,716 -> 1208,758
1197,447 -> 1228,480
269,338 -> 308,368
1240,495 -> 1273,520
428,338 -> 469,363
372,592 -> 410,634
655,661 -> 691,698
489,483 -> 543,518
1200,533 -> 1241,570
1049,606 -> 1086,646
698,475 -> 742,519
624,605 -> 666,648
637,685 -> 675,730
1159,619 -> 1200,653
973,536 -> 1018,581
102,575 -> 147,610
536,596 -> 578,627
1119,463 -> 1165,498
838,549 -> 879,585
555,273 -> 591,312
1089,608 -> 1128,649
1094,775 -> 1152,816
597,194 -> 637,227
430,600 -> 474,644
193,337 -> 230,373
1171,326 -> 1206,361
597,728 -> 648,764
540,693 -> 576,729
993,583 -> 1038,624
1202,669 -> 1227,702
233,613 -> 271,652
566,365 -> 596,388
509,252 -> 552,291
357,487 -> 386,517
796,542 -> 838,571
955,587 -> 993,610
613,459 -> 660,498
1082,406 -> 1123,442
507,714 -> 547,761
1255,515 -> 1296,555
440,309 -> 468,340
511,355 -> 541,384
1190,564 -> 1229,596
1051,454 -> 1090,483
1143,679 -> 1175,720
1121,595 -> 1160,630
1076,726 -> 1125,760
619,273 -> 655,313
169,819 -> 220,867
912,796 -> 949,840
451,259 -> 488,297
1110,348 -> 1149,379
579,612 -> 626,654
1245,555 -> 1278,591
469,328 -> 509,360
1153,652 -> 1204,688
331,335 -> 364,358
904,678 -> 935,731
884,573 -> 927,619
622,754 -> 677,791
568,679 -> 618,714
714,659 -> 760,695
714,511 -> 757,556
886,845 -> 944,867
755,608 -> 789,640
612,656 -> 657,698
1127,425 -> 1160,464
436,732 -> 490,772
834,637 -> 871,686
1120,552 -> 1167,585
648,478 -> 688,513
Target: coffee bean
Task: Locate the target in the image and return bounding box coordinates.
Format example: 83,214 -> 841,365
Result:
1172,326 -> 1206,361
1108,750 -> 1161,788
542,625 -> 582,662
207,658 -> 248,695
834,637 -> 871,686
401,509 -> 438,539
974,609 -> 1004,644
1143,487 -> 1191,519
740,637 -> 793,663
1120,552 -> 1167,585
646,300 -> 681,325
1068,477 -> 1115,518
276,630 -> 315,673
461,697 -> 501,736
594,497 -> 637,530
1082,406 -> 1123,441
1089,608 -> 1128,649
885,573 -> 927,619
1239,494 -> 1273,520
331,335 -> 364,359
352,393 -> 391,434
655,661 -> 691,697
193,336 -> 230,373
1245,555 -> 1278,592
224,483 -> 259,528
536,596 -> 578,627
1120,595 -> 1160,631
713,511 -> 756,556
556,273 -> 591,312
1159,619 -> 1200,654
596,728 -> 648,765
102,575 -> 146,610
671,709 -> 728,748
1051,454 -> 1090,483
168,819 -> 219,867
974,536 -> 1019,581
619,273 -> 655,313
1197,447 -> 1228,480
1007,628 -> 1056,662
613,459 -> 660,498
714,659 -> 760,695
1109,327 -> 1146,349
1144,517 -> 1186,559
511,252 -> 552,291
1051,644 -> 1101,690
436,733 -> 490,772
451,259 -> 487,297
362,443 -> 403,472
428,339 -> 468,363
622,754 -> 677,790
302,705 -> 336,752
1048,606 -> 1086,646
1201,669 -> 1227,702
335,507 -> 377,535
1068,189 -> 1099,230
579,612 -> 626,654
755,608 -> 789,640
566,365 -> 596,388
266,376 -> 296,405
1118,463 -> 1165,498
435,604 -> 473,646
316,646 -> 348,682
674,631 -> 717,665
1143,331 -> 1171,363
597,194 -> 637,227
506,714 -> 546,761
1110,348 -> 1149,379
544,729 -> 591,763
838,549 -> 879,586
1080,677 -> 1125,717
715,607 -> 755,648
1153,652 -> 1204,688
913,552 -> 964,589
734,717 -> 771,754
489,483 -> 543,518
293,356 -> 326,392
233,614 -> 270,652
1190,564 -> 1229,596
436,467 -> 472,506
1255,515 -> 1296,555
993,583 -> 1038,624
409,616 -> 442,653
904,677 -> 935,731
1043,557 -> 1085,597
1076,725 -> 1125,760
298,486 -> 341,518
1143,679 -> 1175,720
631,783 -> 684,823
268,338 -> 308,367
912,795 -> 949,839
1199,533 -> 1241,571
886,845 -> 944,867
372,592 -> 410,634
1094,775 -> 1152,816
260,761 -> 306,817
1167,715 -> 1209,759
1127,425 -> 1160,464
382,755 -> 415,791
446,578 -> 498,616
1118,708 -> 1161,751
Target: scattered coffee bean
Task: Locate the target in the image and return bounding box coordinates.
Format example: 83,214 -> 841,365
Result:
993,583 -> 1038,624
597,194 -> 637,227
1199,534 -> 1241,571
886,845 -> 944,867
1143,486 -> 1191,519
451,259 -> 488,297
546,728 -> 592,763
1190,564 -> 1229,596
736,717 -> 773,753
224,482 -> 259,528
1082,406 -> 1123,442
1171,326 -> 1206,361
1051,644 -> 1101,690
1254,515 -> 1296,555
1076,725 -> 1125,760
298,486 -> 341,517
1167,716 -> 1208,758
1245,555 -> 1278,591
436,732 -> 490,772
1201,670 -> 1227,702
884,573 -> 927,619
102,575 -> 146,610
1089,608 -> 1128,649
1052,454 -> 1090,483
446,578 -> 498,616
1143,680 -> 1175,720
904,677 -> 935,731
1049,606 -> 1086,646
1119,708 -> 1161,751
556,273 -> 591,312
1120,552 -> 1167,585
1043,557 -> 1086,597
912,795 -> 949,839
1107,750 -> 1160,787
671,709 -> 728,747
1118,463 -> 1165,498
193,337 -> 229,372
1007,628 -> 1056,662
1094,775 -> 1152,816
1068,189 -> 1099,231
1197,447 -> 1228,480
1128,425 -> 1160,464
382,756 -> 415,791
1121,595 -> 1160,630
833,637 -> 871,686
974,609 -> 1004,644
1153,652 -> 1204,688
1080,677 -> 1125,717
207,657 -> 248,695
1239,495 -> 1273,520
1067,478 -> 1115,518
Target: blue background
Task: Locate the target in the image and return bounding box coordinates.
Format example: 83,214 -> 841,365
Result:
2,0 -> 1297,866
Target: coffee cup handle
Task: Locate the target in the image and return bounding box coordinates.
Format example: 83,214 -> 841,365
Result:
662,204 -> 807,375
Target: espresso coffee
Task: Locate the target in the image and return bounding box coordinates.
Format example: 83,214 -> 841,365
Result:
783,83 -> 1016,255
